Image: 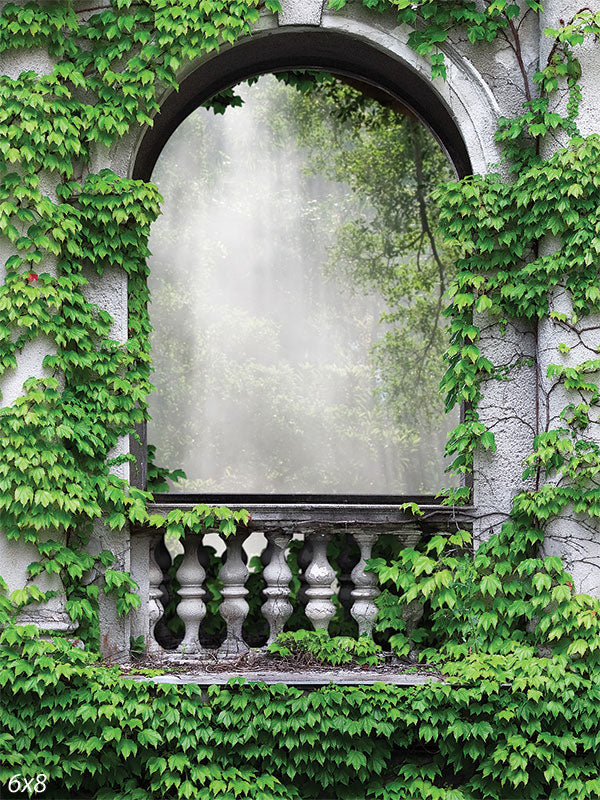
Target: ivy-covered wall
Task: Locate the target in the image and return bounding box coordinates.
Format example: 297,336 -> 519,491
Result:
2,0 -> 597,647
5,0 -> 600,797
534,0 -> 600,599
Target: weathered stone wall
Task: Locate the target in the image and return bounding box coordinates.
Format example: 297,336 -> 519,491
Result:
3,0 -> 600,652
536,0 -> 600,596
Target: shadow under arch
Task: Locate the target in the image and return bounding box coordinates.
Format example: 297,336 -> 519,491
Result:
132,28 -> 472,182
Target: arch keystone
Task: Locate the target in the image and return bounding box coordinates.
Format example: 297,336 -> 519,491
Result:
278,0 -> 325,27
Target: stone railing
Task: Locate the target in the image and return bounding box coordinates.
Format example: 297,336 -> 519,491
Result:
130,498 -> 473,659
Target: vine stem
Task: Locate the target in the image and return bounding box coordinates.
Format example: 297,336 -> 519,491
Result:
507,16 -> 532,103
492,4 -> 532,104
545,8 -> 596,67
535,316 -> 541,492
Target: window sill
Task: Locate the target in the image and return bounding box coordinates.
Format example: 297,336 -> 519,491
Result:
146,495 -> 474,534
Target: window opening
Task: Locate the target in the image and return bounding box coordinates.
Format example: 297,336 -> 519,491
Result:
146,73 -> 459,495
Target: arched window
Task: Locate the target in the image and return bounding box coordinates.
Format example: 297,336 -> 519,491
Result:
145,72 -> 459,497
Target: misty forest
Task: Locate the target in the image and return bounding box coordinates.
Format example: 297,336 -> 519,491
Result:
146,73 -> 458,495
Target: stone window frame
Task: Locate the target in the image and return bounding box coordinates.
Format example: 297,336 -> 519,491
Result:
128,27 -> 473,507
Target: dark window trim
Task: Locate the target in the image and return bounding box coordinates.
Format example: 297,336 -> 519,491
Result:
132,29 -> 472,182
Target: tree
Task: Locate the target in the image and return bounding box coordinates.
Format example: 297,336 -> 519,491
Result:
266,74 -> 457,431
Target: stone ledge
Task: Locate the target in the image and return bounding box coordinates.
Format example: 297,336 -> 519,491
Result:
118,652 -> 443,686
141,497 -> 474,534
123,669 -> 442,686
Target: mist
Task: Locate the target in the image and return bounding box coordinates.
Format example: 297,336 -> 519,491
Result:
147,75 -> 457,494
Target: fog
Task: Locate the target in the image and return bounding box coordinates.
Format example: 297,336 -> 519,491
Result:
147,75 -> 456,494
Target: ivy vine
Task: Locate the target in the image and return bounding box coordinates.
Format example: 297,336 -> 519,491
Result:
0,0 -> 261,637
2,0 -> 600,798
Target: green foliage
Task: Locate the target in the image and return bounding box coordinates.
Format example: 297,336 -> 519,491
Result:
0,0 -> 259,642
268,629 -> 383,666
4,626 -> 600,798
369,522 -> 600,664
438,131 -> 600,500
3,0 -> 600,798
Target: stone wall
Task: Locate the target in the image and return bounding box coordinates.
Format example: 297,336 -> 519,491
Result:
2,0 -> 600,653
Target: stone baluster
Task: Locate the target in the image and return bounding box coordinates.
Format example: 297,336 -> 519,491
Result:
305,531 -> 336,631
399,526 -> 422,549
338,531 -> 359,621
261,530 -> 293,644
218,530 -> 249,656
148,533 -> 166,654
154,536 -> 172,611
296,536 -> 313,610
176,533 -> 206,654
350,530 -> 379,638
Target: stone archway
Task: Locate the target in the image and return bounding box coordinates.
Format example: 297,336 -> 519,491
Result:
128,20 -> 503,183
118,13 -> 523,521
124,20 -> 484,489
132,28 -> 473,181
104,7 -> 537,653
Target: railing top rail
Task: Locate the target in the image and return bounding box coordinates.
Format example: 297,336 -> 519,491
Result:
139,498 -> 474,533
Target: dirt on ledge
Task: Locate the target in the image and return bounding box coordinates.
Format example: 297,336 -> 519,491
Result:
116,651 -> 443,686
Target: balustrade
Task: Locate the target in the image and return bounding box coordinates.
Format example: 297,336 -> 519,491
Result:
304,531 -> 336,630
176,533 -> 206,654
148,533 -> 168,654
142,503 -> 471,659
350,530 -> 379,638
218,530 -> 250,656
261,530 -> 293,644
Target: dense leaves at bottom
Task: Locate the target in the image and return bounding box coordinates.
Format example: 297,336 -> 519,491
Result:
267,629 -> 383,666
3,0 -> 600,798
2,628 -> 600,800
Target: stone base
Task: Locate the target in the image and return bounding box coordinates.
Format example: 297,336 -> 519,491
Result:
16,607 -> 78,634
